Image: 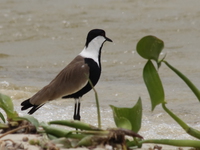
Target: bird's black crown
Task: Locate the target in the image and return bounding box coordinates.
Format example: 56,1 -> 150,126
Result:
85,29 -> 107,47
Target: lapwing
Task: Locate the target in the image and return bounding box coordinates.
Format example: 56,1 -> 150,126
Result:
21,29 -> 112,120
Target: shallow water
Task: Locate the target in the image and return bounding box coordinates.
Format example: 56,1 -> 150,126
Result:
1,0 -> 200,139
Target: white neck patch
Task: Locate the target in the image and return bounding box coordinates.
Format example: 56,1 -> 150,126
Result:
79,36 -> 106,66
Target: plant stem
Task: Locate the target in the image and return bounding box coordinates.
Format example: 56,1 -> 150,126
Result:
142,139 -> 200,148
164,61 -> 200,101
94,87 -> 101,129
88,78 -> 101,129
128,139 -> 200,148
72,130 -> 108,135
162,102 -> 200,139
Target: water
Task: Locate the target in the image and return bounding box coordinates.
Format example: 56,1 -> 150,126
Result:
1,0 -> 200,139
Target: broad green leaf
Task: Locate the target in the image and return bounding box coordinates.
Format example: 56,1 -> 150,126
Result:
114,117 -> 132,130
0,94 -> 14,111
0,93 -> 18,119
164,61 -> 200,102
136,35 -> 164,62
143,60 -> 165,110
110,98 -> 142,133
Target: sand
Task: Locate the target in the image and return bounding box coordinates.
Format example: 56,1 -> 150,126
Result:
0,134 -> 193,150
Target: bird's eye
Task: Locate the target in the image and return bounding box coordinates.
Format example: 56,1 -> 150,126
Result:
101,32 -> 105,37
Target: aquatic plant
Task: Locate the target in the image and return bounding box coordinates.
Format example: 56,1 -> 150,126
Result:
133,35 -> 200,148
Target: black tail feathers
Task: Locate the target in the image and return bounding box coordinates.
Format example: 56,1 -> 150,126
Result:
21,99 -> 44,114
21,99 -> 33,110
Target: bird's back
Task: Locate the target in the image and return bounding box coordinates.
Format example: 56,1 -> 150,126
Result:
62,57 -> 101,99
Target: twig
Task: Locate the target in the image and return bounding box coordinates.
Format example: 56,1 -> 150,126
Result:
0,125 -> 29,139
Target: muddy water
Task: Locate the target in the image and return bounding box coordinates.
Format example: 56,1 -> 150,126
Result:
1,0 -> 200,139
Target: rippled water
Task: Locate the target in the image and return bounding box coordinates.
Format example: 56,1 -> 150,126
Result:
1,0 -> 200,139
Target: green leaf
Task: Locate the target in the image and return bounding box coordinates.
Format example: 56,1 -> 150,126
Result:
136,35 -> 164,62
110,98 -> 142,133
41,123 -> 72,138
47,134 -> 58,140
49,120 -> 102,131
41,123 -> 85,139
0,93 -> 18,119
143,60 -> 165,110
0,94 -> 14,112
0,111 -> 6,123
76,135 -> 93,147
18,115 -> 40,129
52,138 -> 72,148
114,117 -> 132,130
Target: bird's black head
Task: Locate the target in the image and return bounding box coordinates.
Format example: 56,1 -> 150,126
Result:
85,29 -> 112,47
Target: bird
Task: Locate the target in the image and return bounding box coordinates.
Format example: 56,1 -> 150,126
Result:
21,29 -> 112,120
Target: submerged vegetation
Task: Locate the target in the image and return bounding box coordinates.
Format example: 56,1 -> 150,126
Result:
1,35 -> 200,149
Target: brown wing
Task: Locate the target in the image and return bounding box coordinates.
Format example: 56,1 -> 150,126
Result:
30,55 -> 89,105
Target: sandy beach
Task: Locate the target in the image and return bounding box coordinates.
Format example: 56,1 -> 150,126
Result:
0,133 -> 195,150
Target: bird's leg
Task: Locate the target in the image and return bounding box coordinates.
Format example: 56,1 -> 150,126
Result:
73,98 -> 81,121
77,98 -> 81,120
73,99 -> 77,120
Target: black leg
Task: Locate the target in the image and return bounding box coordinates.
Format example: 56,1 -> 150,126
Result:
73,98 -> 81,121
77,100 -> 81,120
73,99 -> 77,120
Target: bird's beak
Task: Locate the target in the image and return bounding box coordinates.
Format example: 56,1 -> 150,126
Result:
105,37 -> 113,42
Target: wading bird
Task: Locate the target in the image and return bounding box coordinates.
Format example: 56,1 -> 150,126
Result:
21,29 -> 112,120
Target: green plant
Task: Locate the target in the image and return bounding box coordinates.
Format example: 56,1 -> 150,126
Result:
110,98 -> 142,133
37,84 -> 143,149
0,93 -> 38,136
0,93 -> 18,122
134,35 -> 200,148
0,91 -> 143,150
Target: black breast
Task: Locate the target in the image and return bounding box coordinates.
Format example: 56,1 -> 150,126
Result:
62,58 -> 101,99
